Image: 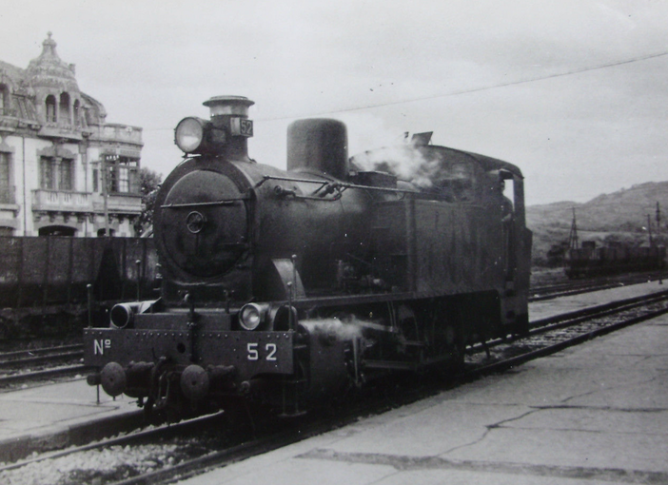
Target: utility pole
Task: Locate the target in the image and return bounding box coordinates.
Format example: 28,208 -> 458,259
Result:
655,202 -> 664,285
102,153 -> 117,237
568,207 -> 579,250
656,202 -> 662,244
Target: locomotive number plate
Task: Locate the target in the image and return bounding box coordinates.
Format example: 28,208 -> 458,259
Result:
230,117 -> 253,137
246,342 -> 278,361
228,332 -> 293,376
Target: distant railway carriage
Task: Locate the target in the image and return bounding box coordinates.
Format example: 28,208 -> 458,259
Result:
565,240 -> 666,279
84,96 -> 532,420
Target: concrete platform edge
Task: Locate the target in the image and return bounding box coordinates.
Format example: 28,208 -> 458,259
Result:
0,409 -> 144,464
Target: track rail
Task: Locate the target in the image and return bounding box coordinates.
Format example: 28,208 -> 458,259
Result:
0,343 -> 82,360
0,349 -> 83,370
0,274 -> 658,389
0,343 -> 86,388
467,289 -> 668,375
0,364 -> 87,388
3,290 -> 668,485
528,271 -> 667,301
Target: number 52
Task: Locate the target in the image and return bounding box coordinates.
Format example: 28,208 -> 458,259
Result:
247,343 -> 277,361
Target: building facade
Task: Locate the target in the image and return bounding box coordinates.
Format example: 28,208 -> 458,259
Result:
0,33 -> 143,237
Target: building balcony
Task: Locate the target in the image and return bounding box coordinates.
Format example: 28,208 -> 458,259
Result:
32,189 -> 142,215
93,192 -> 143,214
37,121 -> 83,141
32,189 -> 91,212
100,123 -> 143,146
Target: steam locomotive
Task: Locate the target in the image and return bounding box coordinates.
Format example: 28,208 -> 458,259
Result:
84,96 -> 532,419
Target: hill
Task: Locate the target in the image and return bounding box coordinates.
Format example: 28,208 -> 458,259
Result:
527,181 -> 668,267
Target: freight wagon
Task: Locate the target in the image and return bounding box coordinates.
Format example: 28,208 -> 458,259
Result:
0,236 -> 157,338
565,240 -> 666,279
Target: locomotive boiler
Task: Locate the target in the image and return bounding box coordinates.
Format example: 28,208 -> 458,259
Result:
84,96 -> 532,419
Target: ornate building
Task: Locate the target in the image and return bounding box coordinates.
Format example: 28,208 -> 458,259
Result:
0,33 -> 143,237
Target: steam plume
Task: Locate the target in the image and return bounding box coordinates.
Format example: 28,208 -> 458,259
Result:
299,316 -> 367,341
351,145 -> 444,189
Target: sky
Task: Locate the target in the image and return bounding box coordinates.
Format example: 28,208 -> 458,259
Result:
1,0 -> 667,206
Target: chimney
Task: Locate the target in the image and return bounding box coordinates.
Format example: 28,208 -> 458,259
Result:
203,95 -> 254,161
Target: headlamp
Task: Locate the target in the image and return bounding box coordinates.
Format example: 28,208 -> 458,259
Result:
239,303 -> 268,331
175,117 -> 206,153
174,117 -> 227,155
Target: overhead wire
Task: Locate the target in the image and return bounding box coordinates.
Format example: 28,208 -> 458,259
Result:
256,50 -> 668,121
142,49 -> 668,131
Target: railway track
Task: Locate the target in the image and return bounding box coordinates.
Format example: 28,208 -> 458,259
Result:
0,272 -> 659,391
0,343 -> 85,388
471,288 -> 668,369
0,277 -> 577,391
0,343 -> 83,368
528,271 -> 667,301
2,288 -> 668,485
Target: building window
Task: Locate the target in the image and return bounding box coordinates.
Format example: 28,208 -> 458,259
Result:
93,168 -> 99,192
59,92 -> 71,124
0,84 -> 7,115
0,152 -> 12,203
40,157 -> 56,189
59,158 -> 73,191
40,157 -> 74,191
119,167 -> 129,192
45,95 -> 57,122
105,155 -> 139,194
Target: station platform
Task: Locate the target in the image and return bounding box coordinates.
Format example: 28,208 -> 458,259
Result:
0,279 -> 665,475
177,281 -> 668,485
0,376 -> 139,462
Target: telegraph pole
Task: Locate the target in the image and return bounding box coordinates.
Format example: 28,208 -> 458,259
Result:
102,153 -> 116,237
656,202 -> 662,244
656,202 -> 664,285
568,208 -> 579,250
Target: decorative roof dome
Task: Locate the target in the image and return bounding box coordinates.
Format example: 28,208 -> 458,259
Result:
24,33 -> 80,93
